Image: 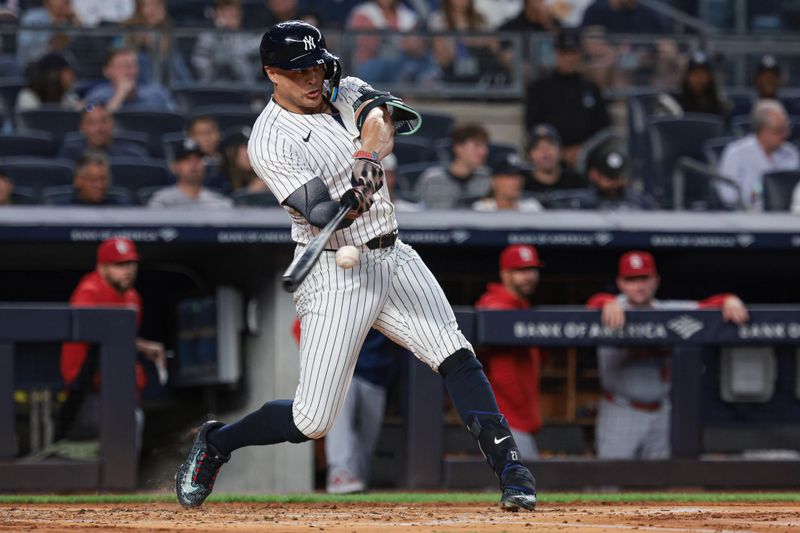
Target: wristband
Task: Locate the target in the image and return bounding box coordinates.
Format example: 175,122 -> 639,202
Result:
353,150 -> 379,161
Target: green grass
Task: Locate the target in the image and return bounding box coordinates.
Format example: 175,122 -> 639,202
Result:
1,492 -> 800,505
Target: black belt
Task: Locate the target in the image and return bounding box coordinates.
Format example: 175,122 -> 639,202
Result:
364,232 -> 397,250
321,232 -> 397,252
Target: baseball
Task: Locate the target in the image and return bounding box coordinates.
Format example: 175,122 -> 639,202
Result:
335,245 -> 360,269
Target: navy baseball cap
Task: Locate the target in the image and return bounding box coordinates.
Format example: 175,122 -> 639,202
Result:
174,138 -> 204,160
491,152 -> 532,176
589,148 -> 627,178
687,50 -> 712,70
555,28 -> 582,51
756,54 -> 781,75
528,123 -> 561,149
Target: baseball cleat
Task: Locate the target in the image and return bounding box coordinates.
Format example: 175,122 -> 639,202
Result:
175,421 -> 230,508
499,464 -> 537,511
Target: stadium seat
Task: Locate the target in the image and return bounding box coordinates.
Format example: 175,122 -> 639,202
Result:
392,137 -> 438,165
60,130 -> 152,157
9,186 -> 38,205
109,157 -> 171,195
174,86 -> 257,111
166,0 -> 214,26
703,136 -> 737,167
671,157 -> 739,211
647,113 -> 726,207
189,105 -> 259,135
0,77 -> 24,129
0,157 -> 74,193
762,170 -> 800,211
41,185 -> 132,206
15,107 -> 82,146
112,110 -> 186,157
414,111 -> 454,141
0,132 -> 56,157
433,140 -> 517,165
395,162 -> 439,194
161,132 -> 186,162
232,189 -> 280,207
136,185 -> 165,205
625,90 -> 681,183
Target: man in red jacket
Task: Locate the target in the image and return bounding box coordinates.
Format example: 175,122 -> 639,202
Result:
60,237 -> 164,449
476,244 -> 544,460
587,250 -> 748,459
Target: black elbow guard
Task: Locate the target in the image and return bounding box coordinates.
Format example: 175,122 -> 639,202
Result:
283,177 -> 354,229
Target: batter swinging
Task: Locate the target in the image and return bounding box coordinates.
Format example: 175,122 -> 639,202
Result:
175,20 -> 537,512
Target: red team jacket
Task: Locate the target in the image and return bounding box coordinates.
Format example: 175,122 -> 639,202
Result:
585,292 -> 734,311
475,283 -> 542,434
60,271 -> 146,391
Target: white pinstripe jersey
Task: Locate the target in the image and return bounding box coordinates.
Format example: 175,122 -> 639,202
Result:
248,76 -> 397,248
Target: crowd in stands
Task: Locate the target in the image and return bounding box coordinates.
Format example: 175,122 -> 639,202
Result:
2,1 -> 800,212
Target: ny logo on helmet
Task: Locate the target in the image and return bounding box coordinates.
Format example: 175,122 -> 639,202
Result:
303,36 -> 316,51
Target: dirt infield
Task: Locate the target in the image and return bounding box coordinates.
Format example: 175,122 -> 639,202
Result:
2,501 -> 800,532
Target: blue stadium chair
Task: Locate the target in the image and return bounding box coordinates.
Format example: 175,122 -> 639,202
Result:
392,137 -> 438,165
15,107 -> 82,145
702,136 -> 736,167
671,157 -> 739,211
41,185 -> 132,206
414,111 -> 454,141
161,131 -> 186,162
647,113 -> 726,208
625,90 -> 682,183
433,139 -> 517,165
136,185 -> 166,206
763,170 -> 800,211
174,86 -> 256,111
109,157 -> 171,195
61,130 -> 152,158
166,0 -> 214,26
0,132 -> 56,157
189,105 -> 259,136
9,186 -> 38,205
0,77 -> 24,130
395,162 -> 439,194
232,189 -> 280,207
0,157 -> 74,193
112,109 -> 186,157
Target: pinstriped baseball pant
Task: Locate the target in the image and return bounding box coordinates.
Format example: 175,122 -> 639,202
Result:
292,240 -> 473,439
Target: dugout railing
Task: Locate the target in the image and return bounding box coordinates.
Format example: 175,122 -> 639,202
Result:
404,307 -> 800,489
0,305 -> 137,492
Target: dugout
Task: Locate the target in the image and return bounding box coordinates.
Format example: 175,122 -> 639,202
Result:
1,207 -> 800,491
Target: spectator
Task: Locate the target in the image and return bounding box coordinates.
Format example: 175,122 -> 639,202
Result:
0,170 -> 14,206
192,0 -> 260,84
547,0 -> 593,27
524,123 -> 586,193
792,181 -> 800,214
247,0 -> 323,29
15,52 -> 81,112
718,99 -> 799,211
347,0 -> 436,84
85,48 -> 175,112
17,0 -> 80,68
60,237 -> 165,455
384,153 -> 421,211
414,123 -> 491,209
573,147 -> 657,210
525,28 -> 610,169
580,0 -> 669,34
673,51 -> 727,118
72,0 -> 134,27
731,55 -> 800,118
429,0 -> 508,86
475,244 -> 544,460
587,250 -> 748,459
187,115 -> 222,170
64,150 -> 131,206
148,139 -> 233,208
121,0 -> 193,85
498,0 -> 561,32
59,104 -> 150,162
209,127 -> 264,193
473,153 -> 544,212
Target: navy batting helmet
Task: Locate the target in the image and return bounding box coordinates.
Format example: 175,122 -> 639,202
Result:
260,20 -> 342,101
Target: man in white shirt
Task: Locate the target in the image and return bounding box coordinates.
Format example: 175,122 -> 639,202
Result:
718,99 -> 799,210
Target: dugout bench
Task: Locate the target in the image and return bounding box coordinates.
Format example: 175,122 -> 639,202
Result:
0,306 -> 137,491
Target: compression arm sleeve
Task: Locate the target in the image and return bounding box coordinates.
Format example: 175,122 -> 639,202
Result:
283,177 -> 353,229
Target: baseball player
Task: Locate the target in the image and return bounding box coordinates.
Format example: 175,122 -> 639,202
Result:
176,20 -> 537,511
587,251 -> 749,459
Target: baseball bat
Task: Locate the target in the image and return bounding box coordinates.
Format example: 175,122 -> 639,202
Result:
281,203 -> 352,293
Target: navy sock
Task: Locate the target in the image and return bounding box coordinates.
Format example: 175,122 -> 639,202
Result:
439,349 -> 500,423
207,399 -> 309,456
